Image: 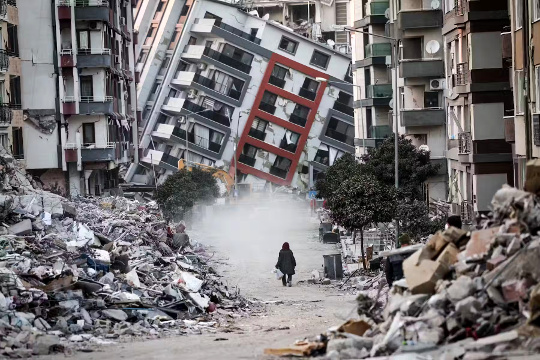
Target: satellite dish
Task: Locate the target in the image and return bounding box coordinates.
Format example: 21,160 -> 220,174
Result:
419,144 -> 430,152
327,39 -> 335,47
262,13 -> 270,20
425,40 -> 440,55
430,0 -> 440,9
384,8 -> 391,19
389,99 -> 394,109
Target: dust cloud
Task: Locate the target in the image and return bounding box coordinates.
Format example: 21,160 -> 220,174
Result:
192,196 -> 329,298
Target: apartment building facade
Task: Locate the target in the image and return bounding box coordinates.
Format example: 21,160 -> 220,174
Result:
18,0 -> 138,197
352,0 -> 446,201
0,0 -> 22,158
507,0 -> 540,189
443,0 -> 513,222
125,0 -> 354,190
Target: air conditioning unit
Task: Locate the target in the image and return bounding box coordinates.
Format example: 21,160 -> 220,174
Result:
89,21 -> 102,30
187,89 -> 198,99
121,17 -> 127,26
430,78 -> 446,91
197,63 -> 207,71
115,55 -> 121,64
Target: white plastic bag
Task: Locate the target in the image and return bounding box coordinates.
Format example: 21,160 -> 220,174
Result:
272,268 -> 284,280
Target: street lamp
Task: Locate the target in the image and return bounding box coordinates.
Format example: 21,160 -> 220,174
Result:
328,26 -> 401,244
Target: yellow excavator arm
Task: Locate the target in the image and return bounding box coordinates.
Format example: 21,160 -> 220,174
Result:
178,159 -> 234,193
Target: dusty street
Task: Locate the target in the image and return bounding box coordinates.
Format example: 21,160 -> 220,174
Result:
48,198 -> 355,360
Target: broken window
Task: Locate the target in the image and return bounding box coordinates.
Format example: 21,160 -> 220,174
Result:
82,123 -> 96,145
280,130 -> 300,153
310,50 -> 330,69
278,37 -> 298,54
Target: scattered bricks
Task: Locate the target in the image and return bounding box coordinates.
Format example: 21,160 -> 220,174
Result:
8,219 -> 32,236
487,255 -> 507,271
461,227 -> 501,260
502,279 -> 529,303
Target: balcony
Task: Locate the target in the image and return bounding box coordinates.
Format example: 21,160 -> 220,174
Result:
289,114 -> 307,127
59,49 -> 75,67
298,87 -> 317,101
190,133 -> 222,153
458,132 -> 472,154
239,153 -> 256,167
456,62 -> 468,86
81,143 -> 116,162
365,43 -> 392,58
203,47 -> 251,74
366,84 -> 392,98
215,21 -> 261,45
73,2 -> 109,22
0,104 -> 12,126
174,72 -> 241,100
397,9 -> 442,29
333,101 -> 354,117
354,125 -> 392,148
399,59 -> 444,78
355,1 -> 388,27
62,96 -> 77,115
259,101 -> 276,115
401,108 -> 445,127
160,153 -> 182,169
269,166 -> 288,179
77,48 -> 112,68
269,76 -> 286,88
248,128 -> 266,141
325,129 -> 354,146
162,97 -> 185,114
182,100 -> 231,127
279,138 -> 298,153
0,50 -> 9,72
79,95 -> 113,114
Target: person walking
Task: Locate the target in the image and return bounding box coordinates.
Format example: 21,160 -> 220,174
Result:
276,242 -> 296,287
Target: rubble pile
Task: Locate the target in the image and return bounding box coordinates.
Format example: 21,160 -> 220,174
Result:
268,185 -> 540,359
0,149 -> 260,357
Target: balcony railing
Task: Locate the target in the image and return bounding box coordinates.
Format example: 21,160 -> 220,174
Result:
461,200 -> 474,224
172,126 -> 187,140
333,101 -> 354,116
455,0 -> 467,15
366,84 -> 392,98
370,125 -> 392,139
215,22 -> 261,45
238,153 -> 256,167
0,104 -> 12,126
203,47 -> 252,74
58,0 -> 109,6
456,62 -> 468,85
279,138 -> 298,153
259,101 -> 276,115
0,50 -> 9,72
365,1 -> 389,16
458,132 -> 472,154
78,48 -> 112,55
365,43 -> 392,58
182,100 -> 231,127
299,87 -> 317,101
80,95 -> 113,102
269,75 -> 286,88
269,166 -> 288,179
192,73 -> 241,100
248,128 -> 266,141
325,128 -> 354,146
160,153 -> 181,167
289,114 -> 307,127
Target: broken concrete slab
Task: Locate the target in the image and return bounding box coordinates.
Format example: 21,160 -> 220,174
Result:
101,309 -> 128,322
62,202 -> 77,218
447,276 -> 474,303
403,249 -> 449,294
8,219 -> 32,236
461,227 -> 501,260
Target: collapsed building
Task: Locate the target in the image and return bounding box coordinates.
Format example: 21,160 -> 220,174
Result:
127,0 -> 354,192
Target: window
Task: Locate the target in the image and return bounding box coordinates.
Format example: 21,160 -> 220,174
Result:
157,114 -> 169,124
326,117 -> 354,146
310,50 -> 330,69
302,78 -> 319,92
536,67 -> 540,113
77,30 -> 90,51
83,123 -> 96,144
424,91 -> 439,108
149,81 -> 161,101
205,40 -> 213,48
211,70 -> 244,98
7,24 -> 18,56
80,76 -> 93,98
142,105 -> 152,121
252,117 -> 268,132
292,104 -> 309,118
516,70 -> 524,115
168,29 -> 181,50
137,50 -> 149,65
535,0 -> 540,21
272,65 -> 288,80
180,3 -> 190,16
516,0 -> 524,29
158,56 -> 171,76
250,28 -> 258,37
337,91 -> 353,106
261,91 -> 277,105
9,76 -> 20,107
156,0 -> 165,12
145,26 -> 157,46
243,144 -> 257,158
12,127 -> 23,159
221,44 -> 254,66
278,37 -> 298,54
204,12 -> 222,25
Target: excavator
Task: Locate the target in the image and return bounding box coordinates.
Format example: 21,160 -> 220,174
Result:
178,159 -> 251,197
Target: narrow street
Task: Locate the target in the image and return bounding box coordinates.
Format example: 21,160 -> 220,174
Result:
50,199 -> 355,359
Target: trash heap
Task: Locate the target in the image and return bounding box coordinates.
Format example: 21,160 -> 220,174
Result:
266,185 -> 540,359
0,149 -> 260,358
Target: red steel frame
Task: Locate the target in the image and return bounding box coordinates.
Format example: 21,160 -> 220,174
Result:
231,52 -> 329,185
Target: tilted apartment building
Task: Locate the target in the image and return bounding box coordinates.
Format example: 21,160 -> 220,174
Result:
17,0 -> 138,197
126,0 -> 354,190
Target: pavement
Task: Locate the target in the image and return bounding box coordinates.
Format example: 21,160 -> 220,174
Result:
45,199 -> 356,360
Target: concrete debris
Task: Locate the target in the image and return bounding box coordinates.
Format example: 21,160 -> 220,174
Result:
0,148 -> 262,357
270,184 -> 540,359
